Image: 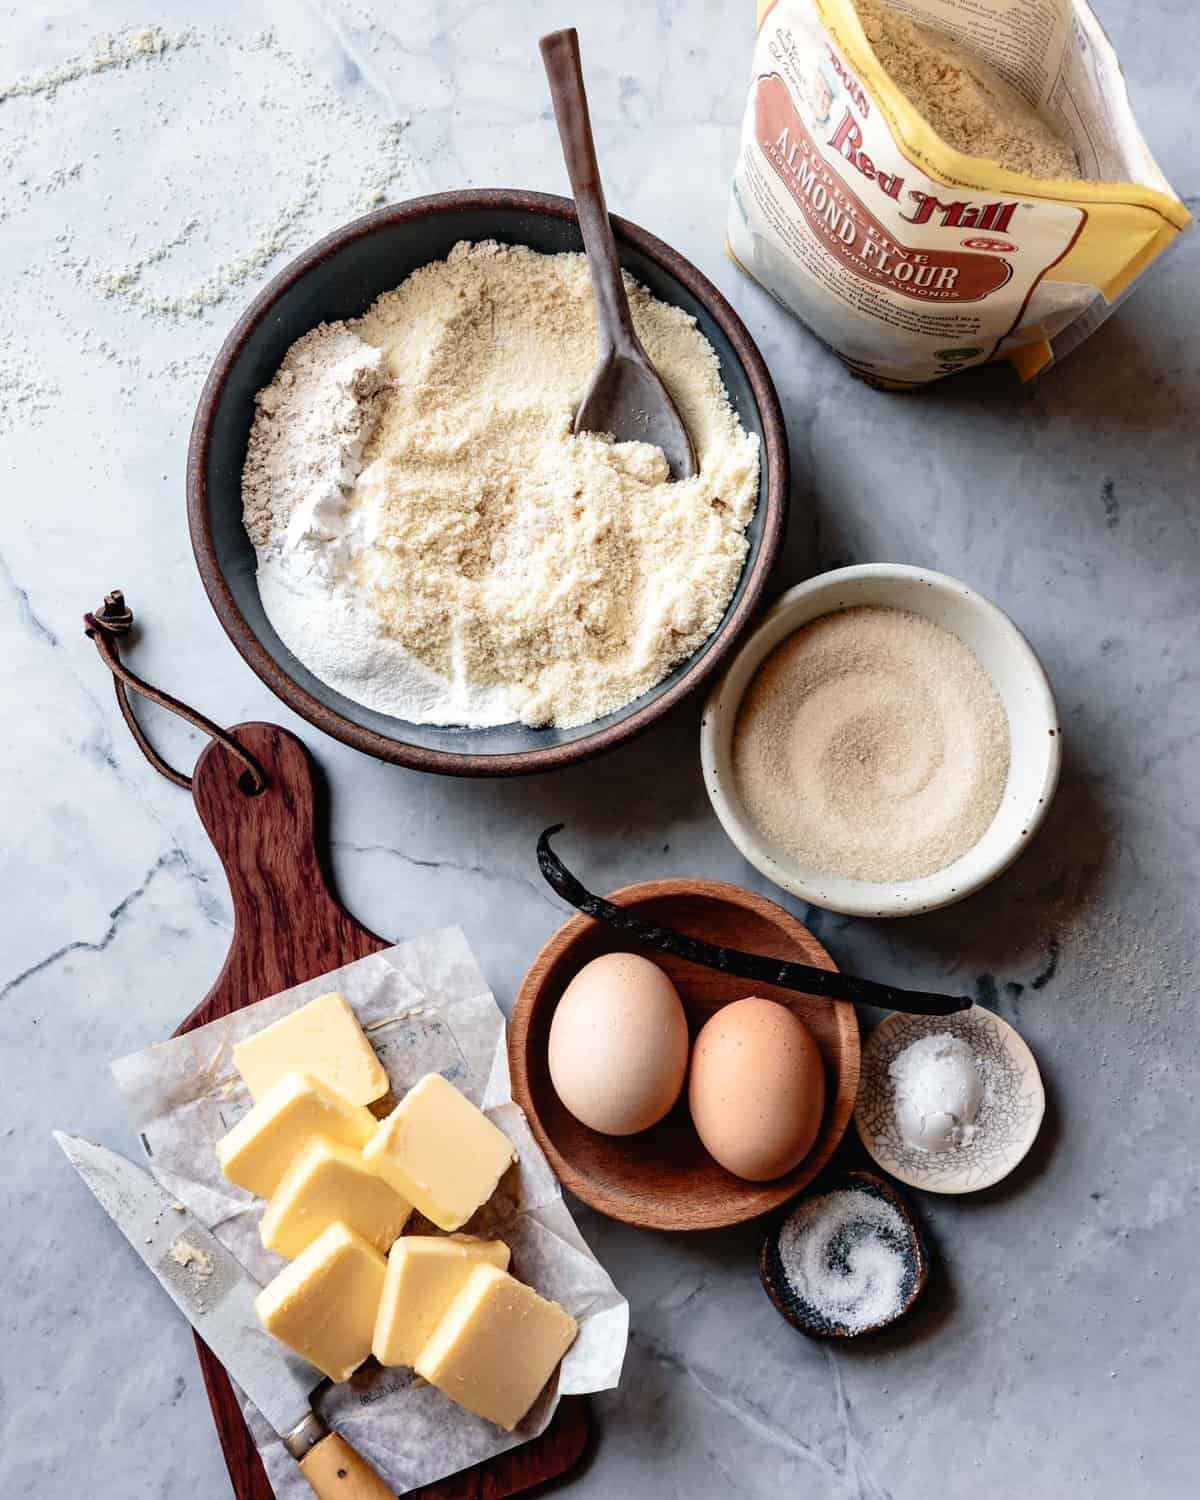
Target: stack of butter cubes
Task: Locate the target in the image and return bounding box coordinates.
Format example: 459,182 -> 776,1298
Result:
215,992 -> 577,1431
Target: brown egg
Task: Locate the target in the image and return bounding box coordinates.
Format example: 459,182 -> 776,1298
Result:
548,952 -> 690,1136
688,997 -> 825,1181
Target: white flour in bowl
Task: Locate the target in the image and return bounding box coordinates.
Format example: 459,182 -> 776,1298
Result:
243,240 -> 760,729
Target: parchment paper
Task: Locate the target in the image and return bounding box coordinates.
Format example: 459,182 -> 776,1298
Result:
111,927 -> 628,1499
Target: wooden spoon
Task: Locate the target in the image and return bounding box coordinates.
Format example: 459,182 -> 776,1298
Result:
540,27 -> 697,480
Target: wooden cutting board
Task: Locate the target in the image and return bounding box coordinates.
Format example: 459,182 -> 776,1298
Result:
175,722 -> 590,1499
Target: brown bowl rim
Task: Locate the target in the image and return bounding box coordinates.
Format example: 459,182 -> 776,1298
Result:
509,878 -> 861,1231
186,188 -> 788,777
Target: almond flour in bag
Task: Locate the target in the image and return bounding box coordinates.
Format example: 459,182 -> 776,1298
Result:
728,0 -> 1190,386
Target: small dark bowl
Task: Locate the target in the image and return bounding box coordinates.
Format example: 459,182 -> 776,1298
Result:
760,1170 -> 928,1338
187,189 -> 788,776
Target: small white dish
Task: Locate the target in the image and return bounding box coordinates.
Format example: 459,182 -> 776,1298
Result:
700,564 -> 1060,917
854,1007 -> 1045,1194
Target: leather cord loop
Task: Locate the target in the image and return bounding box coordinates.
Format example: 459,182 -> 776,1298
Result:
83,590 -> 268,794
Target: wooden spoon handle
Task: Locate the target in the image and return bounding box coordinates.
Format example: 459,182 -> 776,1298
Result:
540,27 -> 638,355
299,1431 -> 396,1499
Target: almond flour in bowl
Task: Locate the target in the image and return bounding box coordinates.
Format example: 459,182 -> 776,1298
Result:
242,240 -> 761,731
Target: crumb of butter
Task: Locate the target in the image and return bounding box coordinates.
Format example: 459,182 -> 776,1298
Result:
170,1239 -> 214,1278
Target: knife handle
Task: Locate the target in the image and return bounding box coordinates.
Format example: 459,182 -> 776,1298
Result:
299,1432 -> 395,1499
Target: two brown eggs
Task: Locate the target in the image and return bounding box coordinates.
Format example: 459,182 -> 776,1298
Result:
546,952 -> 825,1182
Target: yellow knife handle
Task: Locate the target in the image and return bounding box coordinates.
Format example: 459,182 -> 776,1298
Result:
298,1431 -> 395,1499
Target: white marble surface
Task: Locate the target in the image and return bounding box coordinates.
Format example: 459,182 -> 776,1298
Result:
2,3 -> 1197,1496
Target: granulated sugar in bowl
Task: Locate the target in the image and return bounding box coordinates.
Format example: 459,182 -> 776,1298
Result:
701,565 -> 1061,917
731,605 -> 1010,884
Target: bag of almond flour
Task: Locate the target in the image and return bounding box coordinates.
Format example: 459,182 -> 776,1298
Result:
728,0 -> 1191,386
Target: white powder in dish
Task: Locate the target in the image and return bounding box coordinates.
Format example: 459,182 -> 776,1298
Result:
889,1032 -> 986,1153
776,1187 -> 910,1334
244,240 -> 760,729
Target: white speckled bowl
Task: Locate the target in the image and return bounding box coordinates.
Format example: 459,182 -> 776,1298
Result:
700,565 -> 1061,918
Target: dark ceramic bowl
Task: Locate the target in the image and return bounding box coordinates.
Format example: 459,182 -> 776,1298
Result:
187,190 -> 787,776
760,1170 -> 929,1338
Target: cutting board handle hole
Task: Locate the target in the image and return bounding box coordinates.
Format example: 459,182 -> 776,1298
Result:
238,769 -> 267,797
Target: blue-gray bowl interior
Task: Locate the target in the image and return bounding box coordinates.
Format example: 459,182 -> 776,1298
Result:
203,205 -> 772,759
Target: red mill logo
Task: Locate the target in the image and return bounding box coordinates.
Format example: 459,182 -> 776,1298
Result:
754,75 -> 1013,303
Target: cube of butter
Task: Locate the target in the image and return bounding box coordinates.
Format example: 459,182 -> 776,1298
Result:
363,1073 -> 517,1231
217,1072 -> 375,1199
260,1137 -> 413,1260
373,1234 -> 510,1367
234,992 -> 389,1106
255,1222 -> 386,1384
415,1263 -> 577,1430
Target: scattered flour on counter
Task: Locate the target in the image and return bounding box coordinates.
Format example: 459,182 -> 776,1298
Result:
95,192 -> 319,319
245,240 -> 761,730
0,19 -> 416,450
0,342 -> 61,435
2,26 -> 413,330
42,162 -> 84,194
93,218 -> 202,298
0,25 -> 185,103
86,111 -> 410,319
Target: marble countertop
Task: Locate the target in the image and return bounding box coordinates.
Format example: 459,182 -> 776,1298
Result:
3,2 -> 1196,1496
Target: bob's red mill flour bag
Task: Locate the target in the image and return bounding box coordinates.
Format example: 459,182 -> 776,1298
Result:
728,0 -> 1190,386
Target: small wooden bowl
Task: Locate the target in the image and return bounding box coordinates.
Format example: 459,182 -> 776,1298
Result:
509,879 -> 860,1231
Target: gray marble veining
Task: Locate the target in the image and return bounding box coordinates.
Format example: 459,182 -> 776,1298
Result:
1,2 -> 1196,1496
